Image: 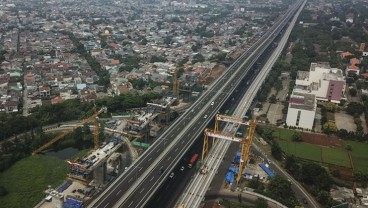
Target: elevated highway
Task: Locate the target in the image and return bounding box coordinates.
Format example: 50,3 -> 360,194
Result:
88,1 -> 306,207
176,0 -> 316,207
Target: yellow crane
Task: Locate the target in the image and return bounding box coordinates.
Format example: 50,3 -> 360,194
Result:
173,68 -> 179,96
32,107 -> 107,155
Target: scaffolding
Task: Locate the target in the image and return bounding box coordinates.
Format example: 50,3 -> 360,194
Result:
202,114 -> 256,187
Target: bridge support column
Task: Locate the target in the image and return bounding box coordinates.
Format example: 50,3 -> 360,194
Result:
93,161 -> 107,186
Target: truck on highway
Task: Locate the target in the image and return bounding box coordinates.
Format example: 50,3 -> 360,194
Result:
188,153 -> 199,168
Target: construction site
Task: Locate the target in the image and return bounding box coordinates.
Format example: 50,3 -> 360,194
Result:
34,95 -> 192,208
33,63 -> 230,208
198,113 -> 276,194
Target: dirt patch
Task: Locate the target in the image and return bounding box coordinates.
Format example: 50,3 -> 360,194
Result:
201,64 -> 226,85
328,164 -> 354,182
229,48 -> 245,60
335,112 -> 356,132
301,132 -> 342,147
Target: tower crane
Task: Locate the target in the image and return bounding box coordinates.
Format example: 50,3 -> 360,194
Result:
32,107 -> 107,155
173,68 -> 179,96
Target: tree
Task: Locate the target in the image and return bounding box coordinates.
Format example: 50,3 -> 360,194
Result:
269,94 -> 277,103
324,102 -> 336,112
300,162 -> 332,191
266,175 -> 297,207
349,88 -> 357,97
248,178 -> 265,192
285,155 -> 301,178
292,132 -> 302,142
0,186 -> 8,196
346,102 -> 364,116
316,190 -> 331,205
192,53 -> 205,64
150,55 -> 167,63
323,121 -> 338,134
254,197 -> 268,208
271,141 -> 283,160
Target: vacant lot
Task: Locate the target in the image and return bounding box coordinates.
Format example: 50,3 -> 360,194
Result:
267,104 -> 284,125
335,113 -> 356,132
0,155 -> 68,207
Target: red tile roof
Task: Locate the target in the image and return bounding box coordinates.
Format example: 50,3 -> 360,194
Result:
290,97 -> 304,104
326,80 -> 344,101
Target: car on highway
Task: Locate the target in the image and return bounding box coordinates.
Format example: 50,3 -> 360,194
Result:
159,167 -> 164,175
180,166 -> 185,171
169,172 -> 175,178
204,115 -> 208,119
211,101 -> 214,105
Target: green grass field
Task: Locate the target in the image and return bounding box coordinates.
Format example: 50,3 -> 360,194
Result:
322,148 -> 350,168
278,140 -> 322,162
0,155 -> 68,207
272,128 -> 295,141
260,126 -> 368,172
343,141 -> 368,172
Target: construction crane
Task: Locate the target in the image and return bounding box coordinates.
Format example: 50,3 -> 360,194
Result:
32,107 -> 107,155
93,106 -> 100,150
236,120 -> 256,187
202,114 -> 256,187
173,68 -> 179,96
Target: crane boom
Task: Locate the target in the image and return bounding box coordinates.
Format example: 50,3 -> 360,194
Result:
32,107 -> 107,155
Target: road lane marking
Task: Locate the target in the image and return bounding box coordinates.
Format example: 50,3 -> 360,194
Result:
128,201 -> 134,207
175,147 -> 178,152
150,176 -> 155,182
128,177 -> 133,183
103,202 -> 110,208
156,148 -> 160,153
116,190 -> 122,196
139,188 -> 145,194
139,167 -> 143,171
148,157 -> 152,162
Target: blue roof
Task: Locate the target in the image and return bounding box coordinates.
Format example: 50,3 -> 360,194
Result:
64,198 -> 83,208
259,163 -> 275,177
77,83 -> 87,90
233,152 -> 241,164
228,166 -> 239,174
225,172 -> 235,183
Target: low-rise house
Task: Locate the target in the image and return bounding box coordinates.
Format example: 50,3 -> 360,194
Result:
39,86 -> 51,97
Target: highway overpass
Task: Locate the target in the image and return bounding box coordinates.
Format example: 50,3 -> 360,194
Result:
88,1 -> 306,207
176,0 -> 319,206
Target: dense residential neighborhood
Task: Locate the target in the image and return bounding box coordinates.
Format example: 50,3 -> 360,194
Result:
2,0 -> 368,207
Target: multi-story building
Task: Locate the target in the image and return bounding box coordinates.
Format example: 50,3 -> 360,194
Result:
286,92 -> 316,130
294,62 -> 346,104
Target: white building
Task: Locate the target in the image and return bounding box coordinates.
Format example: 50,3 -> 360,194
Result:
294,62 -> 346,104
286,92 -> 316,130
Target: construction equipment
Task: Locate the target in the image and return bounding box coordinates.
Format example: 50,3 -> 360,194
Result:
202,114 -> 256,187
32,107 -> 107,155
93,107 -> 100,150
173,68 -> 179,96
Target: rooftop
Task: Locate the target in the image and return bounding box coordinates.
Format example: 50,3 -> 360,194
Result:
289,92 -> 316,111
